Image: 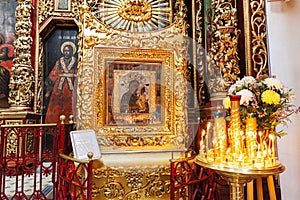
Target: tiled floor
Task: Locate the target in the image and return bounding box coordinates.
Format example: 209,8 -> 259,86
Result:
2,163 -> 53,199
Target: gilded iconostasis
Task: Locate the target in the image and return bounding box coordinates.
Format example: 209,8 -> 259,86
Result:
1,0 -> 270,124
0,1 -> 271,199
0,0 -> 271,153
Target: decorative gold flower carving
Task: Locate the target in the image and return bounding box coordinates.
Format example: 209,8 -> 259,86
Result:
118,0 -> 152,22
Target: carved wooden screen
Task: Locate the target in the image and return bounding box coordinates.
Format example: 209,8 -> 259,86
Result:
75,0 -> 191,152
188,0 -> 270,107
2,0 -> 270,127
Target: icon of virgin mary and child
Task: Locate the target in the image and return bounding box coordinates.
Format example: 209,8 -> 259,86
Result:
120,79 -> 149,114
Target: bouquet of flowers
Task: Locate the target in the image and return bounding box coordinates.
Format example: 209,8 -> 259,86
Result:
223,75 -> 299,137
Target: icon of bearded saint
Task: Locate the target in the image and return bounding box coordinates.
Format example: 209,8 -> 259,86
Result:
44,41 -> 78,123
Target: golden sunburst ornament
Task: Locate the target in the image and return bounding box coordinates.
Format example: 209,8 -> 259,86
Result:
95,0 -> 172,32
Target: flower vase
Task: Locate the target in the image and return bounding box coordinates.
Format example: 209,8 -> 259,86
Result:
229,95 -> 242,160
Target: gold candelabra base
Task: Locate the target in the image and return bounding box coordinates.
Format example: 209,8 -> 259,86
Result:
195,156 -> 285,200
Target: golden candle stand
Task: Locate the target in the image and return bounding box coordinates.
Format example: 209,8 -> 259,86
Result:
195,157 -> 285,200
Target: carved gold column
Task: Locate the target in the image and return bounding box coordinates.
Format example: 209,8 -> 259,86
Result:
195,0 -> 206,106
207,0 -> 240,98
9,0 -> 34,109
243,0 -> 268,76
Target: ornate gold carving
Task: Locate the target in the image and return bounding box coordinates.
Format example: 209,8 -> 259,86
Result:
90,48 -> 180,148
250,0 -> 268,76
71,0 -> 84,20
76,0 -> 188,149
195,0 -> 206,105
93,0 -> 172,32
92,166 -> 170,199
174,0 -> 189,34
98,135 -> 172,147
38,0 -> 79,25
9,0 -> 34,108
35,38 -> 44,113
207,0 -> 240,93
118,0 -> 152,22
241,0 -> 269,76
6,129 -> 19,155
76,0 -> 188,59
38,0 -> 54,24
3,126 -> 35,162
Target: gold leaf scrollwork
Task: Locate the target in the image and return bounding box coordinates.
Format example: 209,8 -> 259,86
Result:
72,0 -> 85,21
250,0 -> 268,76
196,0 -> 207,105
92,166 -> 170,199
38,0 -> 54,24
207,0 -> 240,94
174,0 -> 189,34
97,135 -> 173,147
119,0 -> 152,22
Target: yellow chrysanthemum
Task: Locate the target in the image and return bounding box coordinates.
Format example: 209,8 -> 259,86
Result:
261,90 -> 280,104
223,96 -> 231,109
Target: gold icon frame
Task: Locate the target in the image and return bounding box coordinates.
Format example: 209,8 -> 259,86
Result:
77,47 -> 190,151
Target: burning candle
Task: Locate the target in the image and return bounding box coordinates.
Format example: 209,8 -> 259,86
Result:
206,122 -> 211,154
269,134 -> 276,159
258,131 -> 263,151
246,117 -> 257,158
201,130 -> 205,145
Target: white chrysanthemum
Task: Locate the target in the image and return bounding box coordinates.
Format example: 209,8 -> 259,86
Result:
228,80 -> 243,94
263,78 -> 284,91
228,85 -> 237,95
234,80 -> 243,88
236,89 -> 254,105
241,76 -> 256,85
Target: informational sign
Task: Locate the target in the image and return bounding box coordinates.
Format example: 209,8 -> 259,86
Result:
70,129 -> 101,160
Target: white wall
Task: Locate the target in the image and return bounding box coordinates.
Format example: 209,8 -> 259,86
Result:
266,1 -> 300,199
